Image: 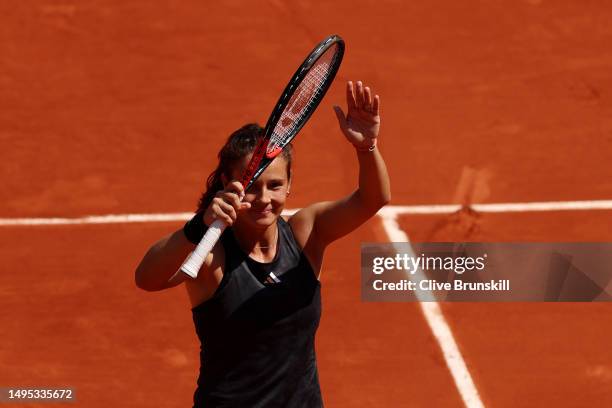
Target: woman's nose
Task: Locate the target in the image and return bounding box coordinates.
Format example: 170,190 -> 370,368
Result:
255,187 -> 271,204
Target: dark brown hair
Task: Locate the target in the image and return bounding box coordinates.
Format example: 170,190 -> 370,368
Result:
197,123 -> 293,212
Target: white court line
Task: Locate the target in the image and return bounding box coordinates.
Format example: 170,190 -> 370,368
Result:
379,199 -> 612,217
0,212 -> 194,226
0,211 -> 301,226
379,212 -> 485,408
1,199 -> 610,226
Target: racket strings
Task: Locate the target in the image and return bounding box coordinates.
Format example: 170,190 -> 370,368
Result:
275,66 -> 326,136
267,45 -> 341,154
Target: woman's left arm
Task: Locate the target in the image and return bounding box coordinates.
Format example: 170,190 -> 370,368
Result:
291,80 -> 391,247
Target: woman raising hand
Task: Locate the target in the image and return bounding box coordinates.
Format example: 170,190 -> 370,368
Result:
135,80 -> 390,407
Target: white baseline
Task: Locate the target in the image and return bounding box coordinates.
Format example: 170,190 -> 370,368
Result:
1,199 -> 611,226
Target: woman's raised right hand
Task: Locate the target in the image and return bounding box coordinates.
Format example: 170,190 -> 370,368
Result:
203,181 -> 251,226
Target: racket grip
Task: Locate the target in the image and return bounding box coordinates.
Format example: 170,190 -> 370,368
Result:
180,219 -> 227,278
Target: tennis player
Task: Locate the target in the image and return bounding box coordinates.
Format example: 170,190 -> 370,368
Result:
135,80 -> 390,407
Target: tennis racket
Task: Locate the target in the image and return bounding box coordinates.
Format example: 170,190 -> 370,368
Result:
180,34 -> 345,278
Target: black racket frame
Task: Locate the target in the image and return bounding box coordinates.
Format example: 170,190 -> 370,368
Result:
242,34 -> 345,191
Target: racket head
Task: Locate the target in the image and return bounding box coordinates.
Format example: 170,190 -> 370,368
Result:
241,35 -> 345,190
264,35 -> 345,157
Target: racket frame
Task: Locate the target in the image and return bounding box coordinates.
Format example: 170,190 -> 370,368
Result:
242,34 -> 345,192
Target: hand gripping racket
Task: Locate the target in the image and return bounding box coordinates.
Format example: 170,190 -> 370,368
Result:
180,34 -> 345,278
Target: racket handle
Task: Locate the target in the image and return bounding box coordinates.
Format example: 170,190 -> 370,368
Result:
180,218 -> 227,278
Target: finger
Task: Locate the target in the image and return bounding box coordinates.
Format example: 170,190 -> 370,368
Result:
210,203 -> 233,225
240,202 -> 251,210
225,180 -> 245,199
215,199 -> 237,222
333,105 -> 348,131
215,189 -> 237,208
346,81 -> 357,111
364,86 -> 373,111
355,81 -> 364,110
373,94 -> 380,116
221,191 -> 242,210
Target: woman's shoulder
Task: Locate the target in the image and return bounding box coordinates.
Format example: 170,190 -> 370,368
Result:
284,212 -> 309,242
285,203 -> 327,237
284,208 -> 321,251
284,210 -> 324,278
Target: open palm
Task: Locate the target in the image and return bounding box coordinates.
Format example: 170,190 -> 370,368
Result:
333,81 -> 380,148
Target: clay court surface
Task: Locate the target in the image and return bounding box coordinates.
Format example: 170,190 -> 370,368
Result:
2,1 -> 612,407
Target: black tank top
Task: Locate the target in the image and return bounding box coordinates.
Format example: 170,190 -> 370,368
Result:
192,218 -> 323,407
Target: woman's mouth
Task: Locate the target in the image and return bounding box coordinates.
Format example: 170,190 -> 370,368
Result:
252,208 -> 273,217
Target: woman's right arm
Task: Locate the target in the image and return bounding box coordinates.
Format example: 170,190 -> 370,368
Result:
135,181 -> 249,292
135,229 -> 195,291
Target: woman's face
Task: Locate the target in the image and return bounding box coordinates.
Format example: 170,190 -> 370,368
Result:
227,154 -> 290,229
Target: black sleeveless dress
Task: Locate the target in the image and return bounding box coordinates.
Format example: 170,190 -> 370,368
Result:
192,218 -> 323,407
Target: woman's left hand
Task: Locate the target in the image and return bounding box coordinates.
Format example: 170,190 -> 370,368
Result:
333,81 -> 380,150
